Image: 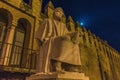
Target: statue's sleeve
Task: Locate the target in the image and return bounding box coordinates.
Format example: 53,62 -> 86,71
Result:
35,19 -> 50,42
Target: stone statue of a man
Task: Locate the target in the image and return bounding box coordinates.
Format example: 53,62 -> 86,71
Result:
36,7 -> 81,73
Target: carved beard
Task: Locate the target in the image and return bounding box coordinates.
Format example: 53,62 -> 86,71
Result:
53,13 -> 62,22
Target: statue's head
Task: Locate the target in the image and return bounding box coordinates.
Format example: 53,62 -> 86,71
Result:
53,7 -> 64,21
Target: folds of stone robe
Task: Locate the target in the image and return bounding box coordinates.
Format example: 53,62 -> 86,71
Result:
36,18 -> 81,72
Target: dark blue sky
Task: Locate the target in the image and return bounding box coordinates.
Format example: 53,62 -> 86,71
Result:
24,0 -> 120,52
41,0 -> 120,52
43,0 -> 120,51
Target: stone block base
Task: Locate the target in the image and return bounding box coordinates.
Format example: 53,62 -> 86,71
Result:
26,72 -> 89,80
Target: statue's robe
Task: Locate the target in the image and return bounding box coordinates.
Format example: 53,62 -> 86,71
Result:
36,18 -> 81,72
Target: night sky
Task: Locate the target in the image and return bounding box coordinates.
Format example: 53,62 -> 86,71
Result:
25,0 -> 120,52
41,0 -> 120,52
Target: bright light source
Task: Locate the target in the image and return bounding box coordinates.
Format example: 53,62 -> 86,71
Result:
80,22 -> 84,26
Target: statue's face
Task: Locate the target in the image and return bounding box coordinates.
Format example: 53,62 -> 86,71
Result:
54,10 -> 63,20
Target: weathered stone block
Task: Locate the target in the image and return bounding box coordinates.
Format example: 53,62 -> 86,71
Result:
26,72 -> 89,80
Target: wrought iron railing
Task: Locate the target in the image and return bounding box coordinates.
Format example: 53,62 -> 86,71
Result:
0,41 -> 37,73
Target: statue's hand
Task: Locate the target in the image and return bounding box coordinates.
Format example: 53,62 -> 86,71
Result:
71,32 -> 80,44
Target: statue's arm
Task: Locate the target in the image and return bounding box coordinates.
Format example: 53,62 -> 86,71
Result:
36,19 -> 52,43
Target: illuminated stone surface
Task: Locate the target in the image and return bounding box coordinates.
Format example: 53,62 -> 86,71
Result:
26,72 -> 89,80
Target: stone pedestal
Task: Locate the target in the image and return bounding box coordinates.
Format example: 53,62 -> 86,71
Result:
26,72 -> 89,80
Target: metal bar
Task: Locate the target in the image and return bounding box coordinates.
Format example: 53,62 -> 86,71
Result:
0,42 -> 37,73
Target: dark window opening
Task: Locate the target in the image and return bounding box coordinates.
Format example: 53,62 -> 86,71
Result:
23,0 -> 30,4
9,18 -> 31,68
0,10 -> 9,58
9,22 -> 26,67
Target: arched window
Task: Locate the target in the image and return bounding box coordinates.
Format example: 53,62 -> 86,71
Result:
14,22 -> 26,48
10,18 -> 31,67
0,10 -> 8,49
0,8 -> 12,58
10,21 -> 26,66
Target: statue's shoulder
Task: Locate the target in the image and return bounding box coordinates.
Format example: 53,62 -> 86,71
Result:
44,18 -> 53,23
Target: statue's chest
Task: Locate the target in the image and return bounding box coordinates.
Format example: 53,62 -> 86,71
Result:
53,21 -> 64,36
